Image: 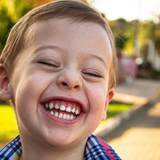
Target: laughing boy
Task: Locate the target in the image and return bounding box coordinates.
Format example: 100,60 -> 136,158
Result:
0,0 -> 121,159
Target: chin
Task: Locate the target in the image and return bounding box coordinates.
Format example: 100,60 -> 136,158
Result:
41,131 -> 78,148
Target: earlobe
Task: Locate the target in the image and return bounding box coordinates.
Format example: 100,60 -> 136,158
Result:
0,64 -> 12,101
102,88 -> 115,121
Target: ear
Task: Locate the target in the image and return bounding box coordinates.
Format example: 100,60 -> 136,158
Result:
102,88 -> 115,121
0,64 -> 12,101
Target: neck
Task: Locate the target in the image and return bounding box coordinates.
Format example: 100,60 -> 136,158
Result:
19,136 -> 87,160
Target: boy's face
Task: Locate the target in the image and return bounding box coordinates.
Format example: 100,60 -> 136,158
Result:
7,18 -> 114,148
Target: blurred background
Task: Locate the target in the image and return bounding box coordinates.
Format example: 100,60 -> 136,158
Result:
0,0 -> 160,159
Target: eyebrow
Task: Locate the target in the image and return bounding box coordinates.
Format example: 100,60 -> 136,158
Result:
32,45 -> 65,54
87,54 -> 109,68
32,45 -> 109,68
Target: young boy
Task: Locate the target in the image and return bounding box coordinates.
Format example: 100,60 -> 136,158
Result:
0,0 -> 121,159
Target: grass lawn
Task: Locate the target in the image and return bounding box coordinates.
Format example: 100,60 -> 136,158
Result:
0,102 -> 132,142
107,101 -> 132,119
0,105 -> 19,142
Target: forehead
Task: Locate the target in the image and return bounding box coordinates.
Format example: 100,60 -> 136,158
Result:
25,18 -> 113,65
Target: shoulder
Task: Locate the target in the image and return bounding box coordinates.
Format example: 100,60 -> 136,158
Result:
0,135 -> 22,160
96,136 -> 121,160
84,134 -> 121,160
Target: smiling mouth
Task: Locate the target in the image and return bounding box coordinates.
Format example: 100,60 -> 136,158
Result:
44,102 -> 81,120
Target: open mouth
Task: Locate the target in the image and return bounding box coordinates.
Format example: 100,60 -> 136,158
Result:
44,101 -> 81,120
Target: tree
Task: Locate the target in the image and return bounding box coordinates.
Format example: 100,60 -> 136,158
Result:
0,0 -> 32,52
109,18 -> 135,55
154,17 -> 160,55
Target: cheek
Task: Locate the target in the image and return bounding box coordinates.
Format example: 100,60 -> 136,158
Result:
85,86 -> 107,133
86,84 -> 108,124
14,73 -> 47,116
87,83 -> 108,108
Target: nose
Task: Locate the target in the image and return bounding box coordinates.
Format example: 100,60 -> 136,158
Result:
56,70 -> 82,90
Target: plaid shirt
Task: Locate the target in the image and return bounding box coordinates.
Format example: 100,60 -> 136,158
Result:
0,134 -> 121,160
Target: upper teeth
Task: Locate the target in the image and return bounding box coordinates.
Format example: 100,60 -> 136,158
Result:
49,103 -> 54,109
45,103 -> 81,115
66,106 -> 71,112
60,105 -> 65,111
55,104 -> 59,109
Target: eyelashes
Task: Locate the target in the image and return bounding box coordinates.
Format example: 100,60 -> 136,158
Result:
38,61 -> 59,68
83,72 -> 102,78
38,61 -> 103,78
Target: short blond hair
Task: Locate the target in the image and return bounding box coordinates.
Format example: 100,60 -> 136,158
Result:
0,0 -> 117,88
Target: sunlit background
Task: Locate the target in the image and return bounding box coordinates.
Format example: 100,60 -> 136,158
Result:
91,0 -> 160,21
89,0 -> 160,82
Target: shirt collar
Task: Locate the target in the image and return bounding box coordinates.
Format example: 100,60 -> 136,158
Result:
0,134 -> 113,160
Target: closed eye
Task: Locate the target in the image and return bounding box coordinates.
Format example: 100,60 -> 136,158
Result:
83,72 -> 102,78
38,61 -> 59,67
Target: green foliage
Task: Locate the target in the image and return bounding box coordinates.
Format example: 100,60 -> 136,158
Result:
0,4 -> 14,52
109,18 -> 135,54
109,18 -> 160,56
0,0 -> 33,53
152,70 -> 160,79
154,23 -> 160,54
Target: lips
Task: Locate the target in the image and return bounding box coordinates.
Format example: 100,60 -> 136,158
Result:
43,100 -> 82,120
